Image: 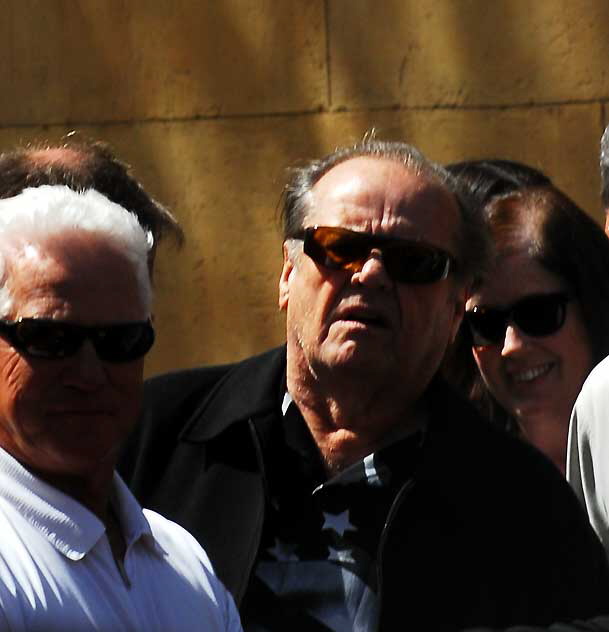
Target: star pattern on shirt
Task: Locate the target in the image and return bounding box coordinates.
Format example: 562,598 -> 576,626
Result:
267,537 -> 300,561
322,509 -> 356,537
327,545 -> 355,564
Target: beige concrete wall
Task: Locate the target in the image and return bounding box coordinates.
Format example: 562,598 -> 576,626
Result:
1,1 -> 608,375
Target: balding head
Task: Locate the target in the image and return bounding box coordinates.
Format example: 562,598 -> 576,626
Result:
27,146 -> 85,170
0,141 -> 182,258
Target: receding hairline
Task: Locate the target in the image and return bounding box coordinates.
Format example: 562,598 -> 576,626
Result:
0,141 -> 184,248
313,153 -> 448,181
2,144 -> 100,191
305,155 -> 462,236
307,155 -> 459,213
313,150 -> 450,190
26,146 -> 90,171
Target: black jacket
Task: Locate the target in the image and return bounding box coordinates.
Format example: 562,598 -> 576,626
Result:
120,347 -> 609,631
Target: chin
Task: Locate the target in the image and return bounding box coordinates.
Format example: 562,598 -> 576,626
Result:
512,401 -> 554,421
328,345 -> 390,374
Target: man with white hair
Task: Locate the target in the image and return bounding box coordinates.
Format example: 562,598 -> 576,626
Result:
0,184 -> 242,631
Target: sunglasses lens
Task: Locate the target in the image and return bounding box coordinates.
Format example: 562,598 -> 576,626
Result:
466,310 -> 507,346
383,243 -> 450,284
8,320 -> 155,362
304,226 -> 452,283
305,227 -> 369,270
512,294 -> 567,337
466,293 -> 569,347
92,322 -> 155,362
15,321 -> 80,358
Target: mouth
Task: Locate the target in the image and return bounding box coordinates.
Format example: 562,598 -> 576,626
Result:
338,308 -> 391,330
48,408 -> 115,418
511,362 -> 554,384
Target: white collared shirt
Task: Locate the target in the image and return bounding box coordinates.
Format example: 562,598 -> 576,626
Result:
0,447 -> 242,632
568,355 -> 609,561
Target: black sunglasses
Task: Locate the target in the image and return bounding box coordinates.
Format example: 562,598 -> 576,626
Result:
0,318 -> 155,363
296,226 -> 455,284
465,292 -> 570,347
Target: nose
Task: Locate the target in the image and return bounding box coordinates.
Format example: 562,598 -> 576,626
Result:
63,340 -> 107,390
501,324 -> 528,357
352,249 -> 391,290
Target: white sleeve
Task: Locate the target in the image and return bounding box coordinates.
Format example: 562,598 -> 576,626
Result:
567,357 -> 609,561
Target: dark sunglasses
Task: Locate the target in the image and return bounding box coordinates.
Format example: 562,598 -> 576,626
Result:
465,292 -> 570,347
296,225 -> 455,284
0,318 -> 155,363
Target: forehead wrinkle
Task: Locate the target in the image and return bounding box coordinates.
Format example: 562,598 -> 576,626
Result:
8,251 -> 64,298
2,234 -> 147,325
307,178 -> 411,233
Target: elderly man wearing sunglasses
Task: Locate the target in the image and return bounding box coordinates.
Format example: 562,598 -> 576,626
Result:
122,139 -> 609,631
0,165 -> 242,629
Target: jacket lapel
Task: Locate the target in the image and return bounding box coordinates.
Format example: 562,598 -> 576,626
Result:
179,346 -> 287,442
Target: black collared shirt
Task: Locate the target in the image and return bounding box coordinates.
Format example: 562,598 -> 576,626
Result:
240,394 -> 423,631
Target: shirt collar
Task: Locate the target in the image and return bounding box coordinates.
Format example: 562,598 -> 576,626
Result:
281,391 -> 293,416
0,447 -> 162,561
282,392 -> 424,490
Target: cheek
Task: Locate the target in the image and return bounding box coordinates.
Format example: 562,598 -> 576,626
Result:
289,271 -> 344,334
472,346 -> 502,387
109,363 -> 144,412
0,352 -> 34,409
0,354 -> 49,438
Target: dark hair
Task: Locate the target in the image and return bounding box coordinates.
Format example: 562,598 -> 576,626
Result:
280,139 -> 490,283
0,140 -> 183,250
446,159 -> 552,208
601,126 -> 609,211
445,184 -> 609,432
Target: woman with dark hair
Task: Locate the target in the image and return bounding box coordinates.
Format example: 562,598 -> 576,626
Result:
447,158 -> 552,204
445,162 -> 609,475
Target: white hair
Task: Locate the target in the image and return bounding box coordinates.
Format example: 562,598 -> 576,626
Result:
0,185 -> 153,317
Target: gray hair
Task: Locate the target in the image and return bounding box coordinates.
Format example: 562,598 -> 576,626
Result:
280,138 -> 490,283
0,185 -> 152,317
601,125 -> 609,211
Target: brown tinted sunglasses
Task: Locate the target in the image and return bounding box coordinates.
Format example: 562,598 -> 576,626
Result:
295,226 -> 455,284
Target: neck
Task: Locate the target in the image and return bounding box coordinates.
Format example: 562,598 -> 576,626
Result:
27,463 -> 115,522
287,362 -> 427,475
518,414 -> 568,476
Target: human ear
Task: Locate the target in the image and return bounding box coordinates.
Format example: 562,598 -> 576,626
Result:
278,243 -> 294,311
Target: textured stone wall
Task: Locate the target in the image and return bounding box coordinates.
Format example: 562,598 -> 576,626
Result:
1,1 -> 608,373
